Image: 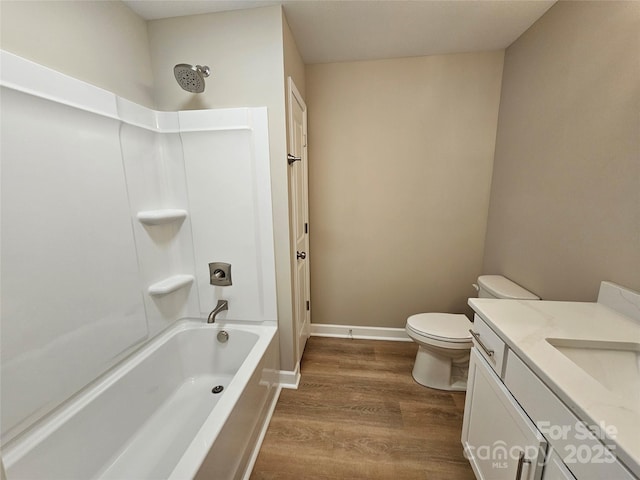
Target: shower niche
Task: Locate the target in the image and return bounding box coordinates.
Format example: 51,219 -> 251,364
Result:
137,208 -> 193,297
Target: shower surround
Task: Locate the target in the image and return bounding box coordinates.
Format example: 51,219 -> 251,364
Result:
0,50 -> 279,478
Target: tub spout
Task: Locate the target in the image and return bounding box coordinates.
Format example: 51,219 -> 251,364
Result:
208,300 -> 228,323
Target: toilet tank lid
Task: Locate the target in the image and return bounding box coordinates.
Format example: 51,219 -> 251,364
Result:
478,275 -> 540,300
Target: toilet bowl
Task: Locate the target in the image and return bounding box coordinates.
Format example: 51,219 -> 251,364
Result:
406,313 -> 472,391
406,275 -> 539,391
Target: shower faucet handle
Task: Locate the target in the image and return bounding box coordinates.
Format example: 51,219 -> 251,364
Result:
209,262 -> 232,286
212,269 -> 225,279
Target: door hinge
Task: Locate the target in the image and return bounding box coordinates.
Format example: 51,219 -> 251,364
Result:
306,300 -> 310,311
304,222 -> 308,234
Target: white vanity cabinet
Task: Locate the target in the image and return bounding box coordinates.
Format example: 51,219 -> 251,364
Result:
462,348 -> 547,480
463,311 -> 638,480
504,349 -> 636,480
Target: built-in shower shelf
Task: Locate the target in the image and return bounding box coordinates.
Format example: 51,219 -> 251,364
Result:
148,275 -> 194,296
137,209 -> 188,226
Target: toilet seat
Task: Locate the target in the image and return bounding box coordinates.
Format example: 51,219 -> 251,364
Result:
406,313 -> 472,348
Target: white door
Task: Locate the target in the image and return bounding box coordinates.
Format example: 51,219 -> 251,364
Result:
287,77 -> 310,364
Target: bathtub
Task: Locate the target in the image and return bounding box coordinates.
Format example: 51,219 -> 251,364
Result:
2,319 -> 279,480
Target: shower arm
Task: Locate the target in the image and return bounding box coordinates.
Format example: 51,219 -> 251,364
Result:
196,65 -> 210,77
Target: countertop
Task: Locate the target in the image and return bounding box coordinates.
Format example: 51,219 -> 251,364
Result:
468,297 -> 640,476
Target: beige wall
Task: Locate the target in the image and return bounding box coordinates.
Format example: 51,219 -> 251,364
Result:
0,0 -> 154,108
283,12 -> 306,102
148,6 -> 284,114
148,6 -> 297,370
306,52 -> 504,328
281,12 -> 306,368
483,1 -> 640,301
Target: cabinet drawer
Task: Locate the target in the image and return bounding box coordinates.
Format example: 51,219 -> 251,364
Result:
504,351 -> 636,480
471,314 -> 507,377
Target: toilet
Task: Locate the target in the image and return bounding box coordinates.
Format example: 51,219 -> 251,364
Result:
405,275 -> 539,391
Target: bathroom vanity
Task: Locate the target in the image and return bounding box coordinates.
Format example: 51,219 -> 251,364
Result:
462,282 -> 640,480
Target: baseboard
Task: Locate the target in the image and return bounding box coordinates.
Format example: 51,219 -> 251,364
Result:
278,364 -> 301,389
310,323 -> 411,342
241,385 -> 282,480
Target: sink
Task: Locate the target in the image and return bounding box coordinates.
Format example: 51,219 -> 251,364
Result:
546,338 -> 640,409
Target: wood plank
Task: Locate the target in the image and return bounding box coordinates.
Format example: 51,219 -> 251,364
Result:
250,337 -> 475,479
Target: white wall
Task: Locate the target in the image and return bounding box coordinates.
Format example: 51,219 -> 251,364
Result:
0,0 -> 155,108
118,99 -> 200,334
179,109 -> 277,322
1,65 -> 148,443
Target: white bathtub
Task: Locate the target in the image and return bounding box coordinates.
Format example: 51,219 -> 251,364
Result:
2,319 -> 279,480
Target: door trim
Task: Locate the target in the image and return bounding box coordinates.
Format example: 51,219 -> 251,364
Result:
287,76 -> 310,364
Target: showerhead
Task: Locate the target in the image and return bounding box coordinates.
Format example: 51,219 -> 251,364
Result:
173,64 -> 211,93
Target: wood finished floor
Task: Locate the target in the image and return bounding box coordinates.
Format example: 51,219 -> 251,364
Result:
250,337 -> 475,479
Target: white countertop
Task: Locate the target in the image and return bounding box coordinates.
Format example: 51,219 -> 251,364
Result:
468,297 -> 640,476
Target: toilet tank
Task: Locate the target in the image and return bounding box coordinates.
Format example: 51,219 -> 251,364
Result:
477,275 -> 540,300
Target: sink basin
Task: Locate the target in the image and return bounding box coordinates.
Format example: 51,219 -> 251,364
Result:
546,338 -> 640,409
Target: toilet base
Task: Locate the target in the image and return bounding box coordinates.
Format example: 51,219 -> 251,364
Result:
411,345 -> 469,391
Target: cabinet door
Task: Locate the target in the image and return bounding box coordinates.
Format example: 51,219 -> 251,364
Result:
504,351 -> 637,480
462,348 -> 547,480
542,450 -> 575,480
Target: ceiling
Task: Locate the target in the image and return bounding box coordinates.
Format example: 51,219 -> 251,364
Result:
124,0 -> 556,64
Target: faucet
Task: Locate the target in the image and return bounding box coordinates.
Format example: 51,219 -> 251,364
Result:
208,299 -> 228,323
